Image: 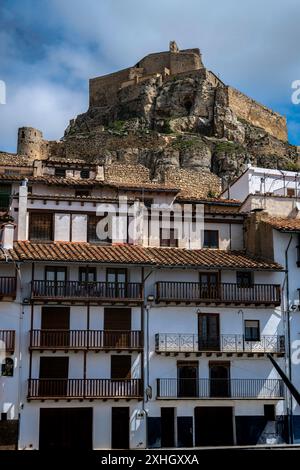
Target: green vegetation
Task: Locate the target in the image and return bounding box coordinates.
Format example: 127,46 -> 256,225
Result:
214,141 -> 245,155
161,119 -> 173,134
109,120 -> 126,132
206,189 -> 218,198
282,161 -> 300,172
172,135 -> 200,151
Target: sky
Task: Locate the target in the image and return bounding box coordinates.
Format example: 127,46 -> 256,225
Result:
0,0 -> 300,153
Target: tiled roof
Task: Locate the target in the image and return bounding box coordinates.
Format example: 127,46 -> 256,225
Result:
0,152 -> 33,167
9,242 -> 283,270
264,217 -> 300,232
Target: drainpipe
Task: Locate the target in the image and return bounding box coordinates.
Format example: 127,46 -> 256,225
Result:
17,180 -> 28,241
284,234 -> 293,443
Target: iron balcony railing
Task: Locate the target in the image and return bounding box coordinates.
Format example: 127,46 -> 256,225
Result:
31,281 -> 143,302
156,282 -> 281,305
30,329 -> 143,350
0,277 -> 17,298
157,378 -> 284,399
27,378 -> 143,399
155,333 -> 285,354
0,330 -> 15,353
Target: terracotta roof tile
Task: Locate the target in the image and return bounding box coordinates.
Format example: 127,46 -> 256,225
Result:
9,242 -> 283,270
264,217 -> 300,232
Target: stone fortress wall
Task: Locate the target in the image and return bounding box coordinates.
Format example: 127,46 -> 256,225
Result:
89,41 -> 288,142
89,42 -> 203,108
226,87 -> 287,142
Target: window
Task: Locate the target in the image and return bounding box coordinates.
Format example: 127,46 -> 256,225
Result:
45,267 -> 67,282
107,268 -> 127,284
29,213 -> 53,241
1,357 -> 14,377
80,169 -> 90,179
0,184 -> 11,210
75,188 -> 91,197
203,230 -> 219,248
237,271 -> 253,287
287,188 -> 295,197
160,228 -> 178,247
79,267 -> 96,283
54,168 -> 66,178
87,214 -> 111,243
244,320 -> 260,341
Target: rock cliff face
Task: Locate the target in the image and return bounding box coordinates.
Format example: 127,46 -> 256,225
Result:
62,50 -> 299,188
8,44 -> 299,195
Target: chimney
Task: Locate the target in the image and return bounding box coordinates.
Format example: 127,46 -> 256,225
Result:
17,179 -> 28,240
1,222 -> 15,249
96,165 -> 104,181
33,160 -> 43,177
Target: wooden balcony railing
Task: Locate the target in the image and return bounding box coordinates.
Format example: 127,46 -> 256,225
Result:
156,282 -> 281,305
155,333 -> 285,355
0,277 -> 17,298
157,378 -> 284,399
27,378 -> 143,400
30,329 -> 143,350
31,281 -> 143,302
0,330 -> 15,353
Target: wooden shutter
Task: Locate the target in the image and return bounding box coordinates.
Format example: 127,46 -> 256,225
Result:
104,308 -> 131,330
39,357 -> 69,379
41,307 -> 70,330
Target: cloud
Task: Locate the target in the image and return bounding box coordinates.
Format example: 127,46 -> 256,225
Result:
0,82 -> 86,152
1,0 -> 300,150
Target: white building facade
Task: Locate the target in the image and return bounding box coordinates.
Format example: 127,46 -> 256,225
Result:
223,164 -> 300,443
0,159 -> 290,449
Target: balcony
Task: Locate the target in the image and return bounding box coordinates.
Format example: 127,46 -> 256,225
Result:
0,277 -> 17,299
157,378 -> 284,400
30,329 -> 143,351
31,281 -> 143,304
27,378 -> 143,400
0,330 -> 15,354
156,282 -> 281,306
155,333 -> 285,357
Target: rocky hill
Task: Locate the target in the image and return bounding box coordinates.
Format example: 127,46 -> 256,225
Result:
61,42 -> 299,188
3,42 -> 300,197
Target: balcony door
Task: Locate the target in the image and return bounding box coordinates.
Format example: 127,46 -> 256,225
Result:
41,307 -> 70,348
104,308 -> 131,348
209,362 -> 230,398
177,361 -> 198,398
106,268 -> 127,299
39,357 -> 69,397
45,267 -> 67,297
78,267 -> 97,297
199,272 -> 219,300
198,313 -> 220,351
111,355 -> 133,398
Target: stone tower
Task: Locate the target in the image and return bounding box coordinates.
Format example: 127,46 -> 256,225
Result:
17,127 -> 44,159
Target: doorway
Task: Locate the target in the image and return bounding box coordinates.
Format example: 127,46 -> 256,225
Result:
198,313 -> 220,350
194,407 -> 234,446
39,408 -> 92,450
111,407 -> 130,449
161,408 -> 175,447
209,362 -> 230,398
199,272 -> 219,299
39,356 -> 69,397
41,307 -> 70,348
107,268 -> 127,298
104,308 -> 131,348
177,362 -> 198,398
